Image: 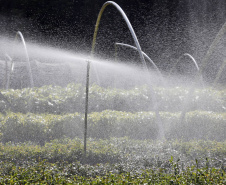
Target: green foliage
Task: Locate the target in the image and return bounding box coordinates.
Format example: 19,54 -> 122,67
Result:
166,111 -> 226,141
0,110 -> 225,144
0,163 -> 224,184
0,112 -> 83,144
0,139 -> 225,184
0,138 -> 120,165
0,83 -> 225,114
0,84 -> 225,182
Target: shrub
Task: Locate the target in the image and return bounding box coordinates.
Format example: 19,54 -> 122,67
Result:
0,110 -> 225,143
0,84 -> 225,113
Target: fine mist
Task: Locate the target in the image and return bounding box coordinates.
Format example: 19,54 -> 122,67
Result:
0,35 -> 168,89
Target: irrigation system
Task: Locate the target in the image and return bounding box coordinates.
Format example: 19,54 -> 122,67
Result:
170,53 -> 200,75
1,1 -> 225,158
84,1 -> 164,155
179,22 -> 226,126
7,31 -> 34,89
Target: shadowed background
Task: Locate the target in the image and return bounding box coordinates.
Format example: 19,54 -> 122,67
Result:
0,0 -> 226,83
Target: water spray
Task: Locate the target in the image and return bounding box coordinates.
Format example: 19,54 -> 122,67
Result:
178,54 -> 203,126
8,31 -> 34,88
84,1 -> 164,155
114,42 -> 164,84
170,53 -> 200,75
0,54 -> 16,112
4,54 -> 12,89
213,60 -> 226,86
91,1 -> 147,67
115,43 -> 160,72
179,21 -> 226,125
200,22 -> 226,73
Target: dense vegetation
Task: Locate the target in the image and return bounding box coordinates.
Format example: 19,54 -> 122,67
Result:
0,84 -> 225,183
1,83 -> 225,114
1,0 -> 226,183
0,110 -> 225,144
0,138 -> 225,184
0,83 -> 225,143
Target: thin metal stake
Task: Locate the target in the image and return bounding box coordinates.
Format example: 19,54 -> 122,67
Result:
84,60 -> 90,155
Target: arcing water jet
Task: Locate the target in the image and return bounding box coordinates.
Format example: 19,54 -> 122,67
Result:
84,1 -> 165,155
114,42 -> 161,75
7,31 -> 34,88
179,21 -> 226,126
170,53 -> 200,75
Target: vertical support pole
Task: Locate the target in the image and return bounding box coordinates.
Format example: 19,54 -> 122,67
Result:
114,43 -> 118,61
4,60 -> 8,89
84,60 -> 90,155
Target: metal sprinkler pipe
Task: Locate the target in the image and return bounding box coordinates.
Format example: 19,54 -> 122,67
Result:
84,61 -> 90,156
84,1 -> 164,155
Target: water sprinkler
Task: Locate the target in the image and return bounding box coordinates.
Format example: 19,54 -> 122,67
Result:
8,31 -> 34,88
114,42 -> 163,80
179,21 -> 226,126
184,53 -> 200,71
84,1 -> 164,155
170,53 -> 200,76
174,53 -> 203,126
91,1 -> 147,67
